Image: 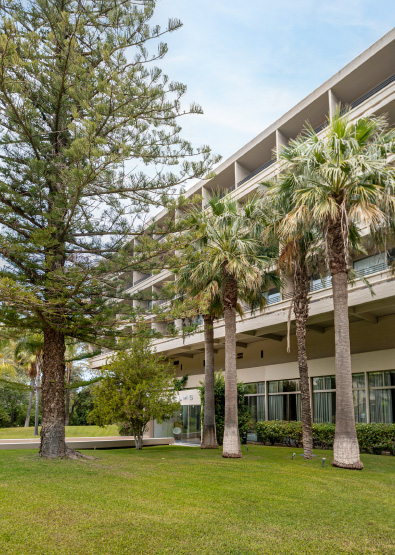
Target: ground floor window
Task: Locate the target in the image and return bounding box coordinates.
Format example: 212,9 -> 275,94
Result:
352,373 -> 367,423
244,382 -> 265,424
268,379 -> 301,421
312,375 -> 336,423
153,405 -> 201,444
369,370 -> 395,423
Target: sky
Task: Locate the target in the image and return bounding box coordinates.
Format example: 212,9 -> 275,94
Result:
152,1 -> 395,167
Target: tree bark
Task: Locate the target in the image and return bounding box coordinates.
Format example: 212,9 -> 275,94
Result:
222,273 -> 241,458
327,216 -> 363,470
24,376 -> 35,427
201,315 -> 218,449
40,327 -> 67,458
293,263 -> 313,459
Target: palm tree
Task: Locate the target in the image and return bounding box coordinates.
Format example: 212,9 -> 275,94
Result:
173,263 -> 222,449
254,189 -> 325,459
15,334 -> 44,435
186,195 -> 278,458
272,111 -> 395,469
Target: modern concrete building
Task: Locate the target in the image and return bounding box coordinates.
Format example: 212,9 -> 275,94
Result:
91,28 -> 395,443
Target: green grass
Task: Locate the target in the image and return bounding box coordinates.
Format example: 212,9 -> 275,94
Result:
0,425 -> 119,439
0,446 -> 394,555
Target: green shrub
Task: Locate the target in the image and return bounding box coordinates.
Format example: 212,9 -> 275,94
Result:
312,423 -> 336,449
255,421 -> 395,453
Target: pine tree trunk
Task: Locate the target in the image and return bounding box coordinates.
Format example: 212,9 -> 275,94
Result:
40,327 -> 67,458
201,315 -> 218,449
222,273 -> 241,458
327,216 -> 363,470
293,263 -> 313,459
24,376 -> 35,427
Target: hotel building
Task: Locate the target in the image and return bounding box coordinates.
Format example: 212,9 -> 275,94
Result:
91,29 -> 395,443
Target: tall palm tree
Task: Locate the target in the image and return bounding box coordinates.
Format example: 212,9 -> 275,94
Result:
186,195 -> 278,458
252,190 -> 326,459
272,111 -> 395,469
173,266 -> 222,449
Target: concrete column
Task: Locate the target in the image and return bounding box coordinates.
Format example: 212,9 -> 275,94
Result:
202,186 -> 209,209
328,89 -> 340,118
276,129 -> 288,160
234,161 -> 250,187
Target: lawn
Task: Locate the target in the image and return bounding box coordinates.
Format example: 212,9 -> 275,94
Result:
0,425 -> 119,439
0,446 -> 394,555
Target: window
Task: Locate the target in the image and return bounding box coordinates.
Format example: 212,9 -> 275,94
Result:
312,375 -> 336,423
153,405 -> 201,443
244,382 -> 265,424
352,373 -> 367,423
369,371 -> 395,423
268,379 -> 301,421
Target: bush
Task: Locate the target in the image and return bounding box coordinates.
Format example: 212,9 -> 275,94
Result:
255,421 -> 395,454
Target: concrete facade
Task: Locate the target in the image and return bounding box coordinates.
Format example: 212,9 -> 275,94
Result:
90,29 -> 395,440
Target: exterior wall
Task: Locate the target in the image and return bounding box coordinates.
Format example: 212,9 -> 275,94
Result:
89,30 -> 395,436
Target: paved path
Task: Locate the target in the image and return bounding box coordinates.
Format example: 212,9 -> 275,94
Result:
0,436 -> 174,450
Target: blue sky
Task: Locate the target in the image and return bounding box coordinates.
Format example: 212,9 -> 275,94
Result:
153,1 -> 395,165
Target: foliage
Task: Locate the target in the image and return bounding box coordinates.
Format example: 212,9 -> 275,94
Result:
0,406 -> 11,428
89,336 -> 180,448
173,375 -> 189,392
199,372 -> 251,445
255,420 -> 395,453
69,388 -> 95,426
0,0 -> 217,347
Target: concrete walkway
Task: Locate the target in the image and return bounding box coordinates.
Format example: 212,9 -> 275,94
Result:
0,436 -> 174,450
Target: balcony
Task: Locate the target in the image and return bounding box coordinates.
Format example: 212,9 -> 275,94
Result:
134,274 -> 152,286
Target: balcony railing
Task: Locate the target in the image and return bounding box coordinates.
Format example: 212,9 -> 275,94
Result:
354,261 -> 389,277
308,261 -> 391,293
218,184 -> 235,199
350,73 -> 395,110
309,275 -> 332,293
134,274 -> 152,286
237,159 -> 276,188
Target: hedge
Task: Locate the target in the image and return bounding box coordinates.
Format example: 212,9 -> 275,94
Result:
255,420 -> 395,454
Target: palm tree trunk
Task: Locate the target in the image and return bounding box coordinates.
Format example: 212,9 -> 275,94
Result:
40,327 -> 67,458
34,379 -> 40,436
327,217 -> 363,470
201,315 -> 218,449
34,355 -> 42,436
24,376 -> 35,427
65,363 -> 71,426
222,273 -> 241,458
293,263 -> 313,459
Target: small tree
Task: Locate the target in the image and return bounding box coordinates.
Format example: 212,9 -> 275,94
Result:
89,337 -> 180,449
